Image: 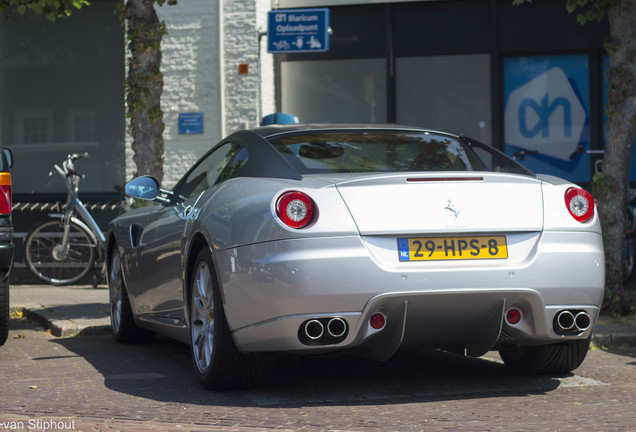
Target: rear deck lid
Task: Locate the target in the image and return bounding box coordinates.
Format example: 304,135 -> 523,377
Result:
334,173 -> 543,235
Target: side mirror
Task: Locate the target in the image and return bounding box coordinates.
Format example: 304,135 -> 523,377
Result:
125,176 -> 160,200
2,148 -> 13,168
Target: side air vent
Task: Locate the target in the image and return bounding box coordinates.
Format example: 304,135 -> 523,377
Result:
130,223 -> 143,248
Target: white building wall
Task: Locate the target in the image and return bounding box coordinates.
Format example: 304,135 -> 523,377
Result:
258,0 -> 276,119
222,0 -> 275,133
125,0 -> 275,189
223,1 -> 260,134
158,2 -> 223,188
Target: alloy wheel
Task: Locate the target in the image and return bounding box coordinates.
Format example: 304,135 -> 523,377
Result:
191,260 -> 215,374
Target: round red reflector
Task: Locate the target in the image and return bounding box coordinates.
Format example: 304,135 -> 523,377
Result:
564,187 -> 594,223
276,191 -> 315,229
506,308 -> 522,325
369,313 -> 386,330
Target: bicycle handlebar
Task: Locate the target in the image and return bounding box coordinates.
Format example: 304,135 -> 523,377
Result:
68,168 -> 85,179
58,153 -> 89,179
68,152 -> 89,162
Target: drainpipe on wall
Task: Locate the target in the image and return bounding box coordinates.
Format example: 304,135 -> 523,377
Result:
219,0 -> 226,138
257,30 -> 268,125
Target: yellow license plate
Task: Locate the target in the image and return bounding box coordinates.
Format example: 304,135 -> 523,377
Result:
397,236 -> 508,261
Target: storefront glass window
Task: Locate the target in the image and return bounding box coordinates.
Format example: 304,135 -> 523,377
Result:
602,55 -> 636,183
396,54 -> 491,144
503,55 -> 590,183
0,4 -> 125,197
281,58 -> 386,123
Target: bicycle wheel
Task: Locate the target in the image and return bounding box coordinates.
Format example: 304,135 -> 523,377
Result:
24,218 -> 97,285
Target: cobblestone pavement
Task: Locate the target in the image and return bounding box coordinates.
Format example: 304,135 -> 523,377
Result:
1,318 -> 635,432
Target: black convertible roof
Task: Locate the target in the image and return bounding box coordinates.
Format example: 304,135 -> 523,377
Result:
208,124 -> 458,183
170,124 -> 531,196
248,123 -> 460,140
209,124 -> 468,182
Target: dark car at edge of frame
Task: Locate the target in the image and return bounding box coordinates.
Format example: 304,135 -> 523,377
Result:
0,147 -> 13,347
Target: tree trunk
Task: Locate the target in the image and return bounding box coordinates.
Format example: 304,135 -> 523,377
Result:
596,0 -> 636,314
125,0 -> 165,183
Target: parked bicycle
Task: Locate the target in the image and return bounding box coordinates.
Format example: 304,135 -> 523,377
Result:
24,153 -> 107,285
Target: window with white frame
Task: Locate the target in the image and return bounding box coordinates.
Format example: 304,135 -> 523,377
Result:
16,111 -> 53,145
67,109 -> 97,142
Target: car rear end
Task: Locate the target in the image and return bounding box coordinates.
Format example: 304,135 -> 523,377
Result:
221,128 -> 604,361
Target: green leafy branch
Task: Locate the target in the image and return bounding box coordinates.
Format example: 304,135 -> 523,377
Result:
1,0 -> 89,22
513,0 -> 618,24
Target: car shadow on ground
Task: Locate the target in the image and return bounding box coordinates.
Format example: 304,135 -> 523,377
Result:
50,332 -> 566,408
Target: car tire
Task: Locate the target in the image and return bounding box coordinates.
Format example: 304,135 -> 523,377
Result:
189,247 -> 263,390
0,281 -> 8,346
108,247 -> 154,343
499,337 -> 591,375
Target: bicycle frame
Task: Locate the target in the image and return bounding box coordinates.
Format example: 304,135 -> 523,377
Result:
53,160 -> 105,262
73,198 -> 106,245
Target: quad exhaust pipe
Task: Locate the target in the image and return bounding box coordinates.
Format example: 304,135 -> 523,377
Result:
304,319 -> 324,340
326,317 -> 347,338
554,310 -> 591,335
556,310 -> 575,330
574,311 -> 591,331
300,317 -> 349,345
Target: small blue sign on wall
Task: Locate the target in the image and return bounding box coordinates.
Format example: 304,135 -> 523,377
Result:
267,8 -> 329,53
178,112 -> 203,135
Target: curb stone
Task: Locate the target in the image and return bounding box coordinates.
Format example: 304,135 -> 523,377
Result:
591,332 -> 636,348
11,304 -> 111,337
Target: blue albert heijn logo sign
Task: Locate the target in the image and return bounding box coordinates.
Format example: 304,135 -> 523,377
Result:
267,8 -> 329,53
504,66 -> 587,162
503,55 -> 591,182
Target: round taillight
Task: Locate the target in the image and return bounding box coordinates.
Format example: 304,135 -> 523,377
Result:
564,187 -> 594,222
276,191 -> 315,229
506,308 -> 522,325
369,313 -> 386,330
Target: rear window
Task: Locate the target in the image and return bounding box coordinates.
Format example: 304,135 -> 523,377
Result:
268,131 -> 532,175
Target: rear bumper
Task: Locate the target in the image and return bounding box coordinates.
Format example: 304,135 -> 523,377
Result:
217,231 -> 604,357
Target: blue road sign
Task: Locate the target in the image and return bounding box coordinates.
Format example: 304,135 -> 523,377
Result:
267,8 -> 329,53
178,112 -> 203,135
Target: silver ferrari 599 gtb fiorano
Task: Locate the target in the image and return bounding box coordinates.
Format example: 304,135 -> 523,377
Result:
107,124 -> 604,390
